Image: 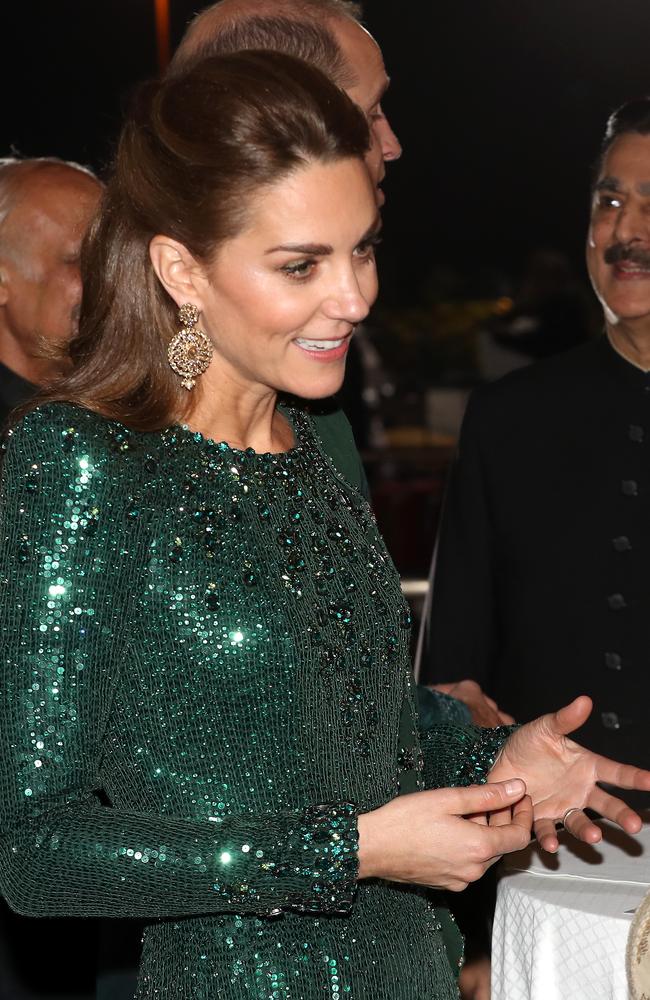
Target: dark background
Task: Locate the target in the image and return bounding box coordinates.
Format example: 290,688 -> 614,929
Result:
5,0 -> 650,307
3,4 -> 650,996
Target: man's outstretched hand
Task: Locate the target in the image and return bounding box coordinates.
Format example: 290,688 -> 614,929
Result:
488,696 -> 650,852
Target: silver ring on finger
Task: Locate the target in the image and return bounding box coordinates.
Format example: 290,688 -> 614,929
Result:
562,807 -> 582,828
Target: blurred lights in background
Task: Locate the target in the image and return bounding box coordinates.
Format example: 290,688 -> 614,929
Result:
155,0 -> 171,72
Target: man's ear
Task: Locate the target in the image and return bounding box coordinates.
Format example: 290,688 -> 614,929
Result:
149,236 -> 205,311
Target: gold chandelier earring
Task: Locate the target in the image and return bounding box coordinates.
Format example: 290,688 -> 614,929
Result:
168,303 -> 213,390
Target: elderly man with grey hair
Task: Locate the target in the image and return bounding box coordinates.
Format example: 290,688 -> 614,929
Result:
0,157 -> 100,1000
0,157 -> 101,424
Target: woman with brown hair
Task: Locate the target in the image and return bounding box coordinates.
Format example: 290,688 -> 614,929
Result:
0,51 -> 648,1000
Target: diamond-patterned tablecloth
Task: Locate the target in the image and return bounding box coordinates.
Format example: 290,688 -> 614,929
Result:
491,821 -> 650,1000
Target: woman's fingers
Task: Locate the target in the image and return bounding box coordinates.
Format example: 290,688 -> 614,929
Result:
487,804 -> 515,827
512,793 -> 534,830
485,795 -> 532,858
450,779 -> 526,815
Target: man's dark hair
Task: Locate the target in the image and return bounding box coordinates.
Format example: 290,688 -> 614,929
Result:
602,98 -> 650,154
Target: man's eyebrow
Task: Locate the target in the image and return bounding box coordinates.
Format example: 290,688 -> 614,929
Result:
593,176 -> 650,196
594,176 -> 622,192
367,77 -> 390,110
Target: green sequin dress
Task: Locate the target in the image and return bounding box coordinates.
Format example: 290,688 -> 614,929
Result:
0,402 -> 507,1000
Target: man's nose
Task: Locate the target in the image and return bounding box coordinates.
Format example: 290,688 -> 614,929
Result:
613,201 -> 650,244
375,115 -> 402,162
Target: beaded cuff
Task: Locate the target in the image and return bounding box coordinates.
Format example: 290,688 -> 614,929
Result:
420,724 -> 517,790
280,802 -> 359,915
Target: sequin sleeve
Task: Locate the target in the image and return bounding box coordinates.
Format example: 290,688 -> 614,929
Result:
419,723 -> 517,789
416,684 -> 472,727
0,408 -> 358,919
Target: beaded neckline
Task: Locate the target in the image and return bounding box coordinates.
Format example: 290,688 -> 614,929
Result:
164,404 -> 309,464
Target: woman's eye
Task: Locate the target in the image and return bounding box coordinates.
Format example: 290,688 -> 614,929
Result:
355,237 -> 382,259
368,104 -> 385,123
281,260 -> 316,280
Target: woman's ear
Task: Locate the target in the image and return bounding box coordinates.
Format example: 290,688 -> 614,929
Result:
149,236 -> 204,310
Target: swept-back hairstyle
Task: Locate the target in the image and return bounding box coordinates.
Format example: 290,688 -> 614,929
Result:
37,51 -> 369,429
602,98 -> 650,153
594,98 -> 650,181
170,0 -> 364,81
169,15 -> 356,88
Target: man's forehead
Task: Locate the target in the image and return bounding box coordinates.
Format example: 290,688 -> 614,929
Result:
331,18 -> 384,71
595,175 -> 650,197
330,19 -> 387,106
6,171 -> 99,241
598,133 -> 650,185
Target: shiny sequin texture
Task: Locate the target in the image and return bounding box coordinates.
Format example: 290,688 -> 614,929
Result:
0,403 -> 506,999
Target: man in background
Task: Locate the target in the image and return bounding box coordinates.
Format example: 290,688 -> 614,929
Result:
425,99 -> 650,785
0,157 -> 101,422
0,156 -> 100,999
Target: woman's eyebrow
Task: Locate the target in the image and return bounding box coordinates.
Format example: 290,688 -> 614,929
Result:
265,241 -> 333,256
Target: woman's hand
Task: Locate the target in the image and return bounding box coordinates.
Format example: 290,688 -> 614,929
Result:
357,780 -> 532,891
488,695 -> 650,852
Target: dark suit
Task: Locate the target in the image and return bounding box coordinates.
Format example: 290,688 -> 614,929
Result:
424,335 -> 650,776
0,360 -> 35,426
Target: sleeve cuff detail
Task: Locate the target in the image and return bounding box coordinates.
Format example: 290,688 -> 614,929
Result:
421,724 -> 517,789
281,802 -> 359,915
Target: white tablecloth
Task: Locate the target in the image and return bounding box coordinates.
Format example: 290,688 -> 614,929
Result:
492,820 -> 650,1000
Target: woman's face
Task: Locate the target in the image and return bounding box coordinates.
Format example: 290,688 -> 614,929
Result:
195,157 -> 379,401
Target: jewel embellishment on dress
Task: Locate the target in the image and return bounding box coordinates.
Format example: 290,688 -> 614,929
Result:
168,303 -> 213,390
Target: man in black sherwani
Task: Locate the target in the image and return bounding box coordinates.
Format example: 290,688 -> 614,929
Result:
423,99 -> 650,784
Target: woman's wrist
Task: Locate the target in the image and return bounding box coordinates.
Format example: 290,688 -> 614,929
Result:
356,811 -> 375,880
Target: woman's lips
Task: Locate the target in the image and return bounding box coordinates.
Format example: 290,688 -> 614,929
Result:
293,334 -> 351,362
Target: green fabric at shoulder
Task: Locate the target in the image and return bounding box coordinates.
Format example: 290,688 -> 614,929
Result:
3,401 -> 120,464
308,398 -> 369,500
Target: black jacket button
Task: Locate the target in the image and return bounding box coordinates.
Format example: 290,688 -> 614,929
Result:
604,652 -> 622,671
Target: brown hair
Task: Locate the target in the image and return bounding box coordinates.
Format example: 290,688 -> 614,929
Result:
38,51 -> 369,429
